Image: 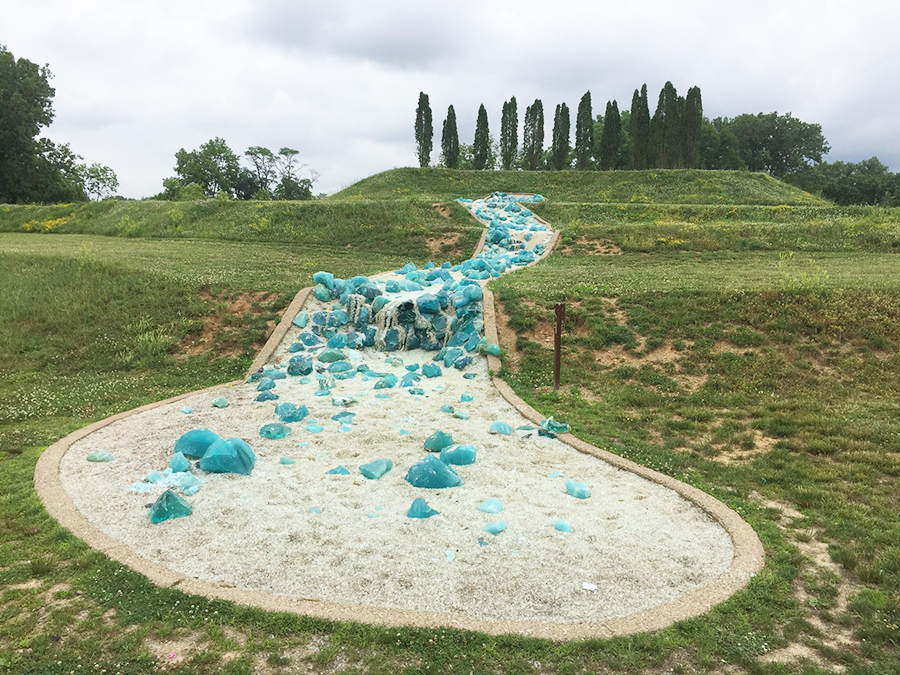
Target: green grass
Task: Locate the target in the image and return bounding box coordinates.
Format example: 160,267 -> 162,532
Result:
2,171 -> 900,673
0,198 -> 482,262
332,168 -> 827,205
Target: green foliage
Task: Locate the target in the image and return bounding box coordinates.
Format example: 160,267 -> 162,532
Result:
550,102 -> 570,171
681,86 -> 703,169
630,84 -> 652,170
472,103 -> 491,170
522,98 -> 544,170
727,112 -> 830,177
599,100 -> 621,170
174,137 -> 241,198
414,91 -> 433,168
499,97 -> 518,170
700,118 -> 746,170
651,81 -> 682,169
244,146 -> 277,194
574,90 -> 593,170
787,156 -> 900,206
77,162 -> 119,200
440,105 -> 459,169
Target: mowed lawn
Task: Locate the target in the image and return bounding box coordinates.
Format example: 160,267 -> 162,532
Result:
1,185 -> 899,673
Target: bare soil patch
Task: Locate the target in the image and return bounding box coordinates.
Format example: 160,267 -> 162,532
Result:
562,237 -> 624,256
431,202 -> 452,218
178,291 -> 284,357
493,298 -> 522,373
425,231 -> 462,259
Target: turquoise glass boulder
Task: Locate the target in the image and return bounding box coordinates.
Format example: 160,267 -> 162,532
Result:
460,393 -> 475,402
327,334 -> 347,349
407,498 -> 439,519
256,377 -> 276,391
150,489 -> 192,524
292,310 -> 309,328
298,332 -> 320,346
169,451 -> 191,473
287,354 -> 313,376
481,343 -> 501,356
331,411 -> 355,424
328,360 -> 352,373
175,428 -> 223,459
280,457 -> 295,465
313,271 -> 335,290
276,402 -> 308,423
405,455 -> 464,488
483,520 -> 507,535
416,294 -> 440,314
424,430 -> 453,452
443,348 -> 464,368
478,498 -> 504,514
565,479 -> 591,499
489,421 -> 514,435
325,465 -> 351,475
317,348 -> 345,363
422,363 -> 442,378
200,437 -> 256,475
440,444 -> 476,466
312,284 -> 330,301
260,422 -> 292,439
255,391 -> 278,402
359,459 -> 393,479
211,397 -> 228,408
541,417 -> 571,434
374,374 -> 398,389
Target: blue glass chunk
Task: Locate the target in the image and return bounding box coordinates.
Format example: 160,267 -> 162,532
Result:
360,459 -> 393,479
565,479 -> 591,499
405,455 -> 463,488
175,428 -> 223,459
440,444 -> 476,466
407,497 -> 440,519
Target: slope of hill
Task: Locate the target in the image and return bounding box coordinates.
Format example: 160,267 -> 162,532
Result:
331,168 -> 827,205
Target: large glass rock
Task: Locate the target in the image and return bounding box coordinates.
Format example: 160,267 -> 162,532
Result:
276,402 -> 308,423
440,444 -> 476,466
260,423 -> 292,440
424,430 -> 453,452
150,489 -> 192,524
416,294 -> 440,314
480,343 -> 501,356
422,363 -> 442,378
288,354 -> 313,376
317,348 -> 345,363
292,310 -> 309,328
175,428 -> 223,459
407,497 -> 439,519
565,479 -> 591,499
374,374 -> 398,389
443,348 -> 464,368
169,452 -> 191,473
200,437 -> 256,475
312,284 -> 331,302
489,421 -> 514,435
478,498 -> 504,514
313,271 -> 335,290
482,520 -> 507,535
405,455 -> 464,488
400,373 -> 420,387
86,451 -> 114,462
328,360 -> 352,373
256,377 -> 276,391
255,391 -> 279,402
331,411 -> 355,424
327,334 -> 347,349
298,332 -> 320,346
541,417 -> 571,434
212,397 -> 228,408
359,459 -> 393,479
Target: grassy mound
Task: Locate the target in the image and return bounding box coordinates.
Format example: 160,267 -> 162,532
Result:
332,167 -> 826,205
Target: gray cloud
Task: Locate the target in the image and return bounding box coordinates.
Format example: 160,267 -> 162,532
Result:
3,0 -> 899,198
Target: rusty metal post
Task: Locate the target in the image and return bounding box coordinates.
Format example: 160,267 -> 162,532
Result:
553,302 -> 565,390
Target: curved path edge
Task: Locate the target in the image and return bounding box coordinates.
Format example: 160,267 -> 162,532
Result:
34,200 -> 765,641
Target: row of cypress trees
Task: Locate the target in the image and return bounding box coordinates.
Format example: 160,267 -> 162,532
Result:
414,82 -> 703,171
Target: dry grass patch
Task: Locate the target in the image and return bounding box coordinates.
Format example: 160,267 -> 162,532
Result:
178,290 -> 285,357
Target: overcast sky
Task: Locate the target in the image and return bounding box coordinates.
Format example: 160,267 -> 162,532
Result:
5,0 -> 899,197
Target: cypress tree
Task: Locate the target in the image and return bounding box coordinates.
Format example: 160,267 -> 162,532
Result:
523,99 -> 544,170
638,84 -> 651,169
551,103 -> 571,170
681,86 -> 703,169
414,92 -> 433,168
473,104 -> 490,170
599,100 -> 621,170
651,82 -> 681,168
441,105 -> 459,169
500,97 -> 518,170
574,91 -> 593,170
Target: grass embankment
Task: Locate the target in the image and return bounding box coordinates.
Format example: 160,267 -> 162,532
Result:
1,169 -> 899,673
0,198 -> 482,262
332,167 -> 826,205
491,202 -> 900,672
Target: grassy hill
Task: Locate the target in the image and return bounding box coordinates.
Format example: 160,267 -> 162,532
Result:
331,167 -> 827,205
2,168 -> 900,673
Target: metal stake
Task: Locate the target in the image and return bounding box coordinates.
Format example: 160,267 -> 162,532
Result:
554,302 -> 565,390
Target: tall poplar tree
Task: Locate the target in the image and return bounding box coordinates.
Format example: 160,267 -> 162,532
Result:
681,86 -> 703,169
651,82 -> 681,168
551,102 -> 571,170
574,91 -> 593,170
523,99 -> 544,170
500,97 -> 518,170
473,104 -> 491,170
414,92 -> 433,168
441,105 -> 459,169
599,100 -> 621,170
630,85 -> 651,169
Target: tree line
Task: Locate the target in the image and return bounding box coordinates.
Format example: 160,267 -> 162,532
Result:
1,45 -> 119,203
415,84 -> 900,204
154,139 -> 318,201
